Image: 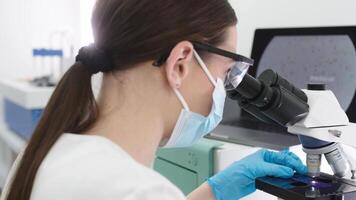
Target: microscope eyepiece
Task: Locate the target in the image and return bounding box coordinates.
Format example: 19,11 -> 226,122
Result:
226,69 -> 309,126
259,69 -> 308,103
232,74 -> 262,100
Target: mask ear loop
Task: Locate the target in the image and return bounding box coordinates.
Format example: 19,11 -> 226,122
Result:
173,50 -> 217,112
173,89 -> 190,111
193,50 -> 217,87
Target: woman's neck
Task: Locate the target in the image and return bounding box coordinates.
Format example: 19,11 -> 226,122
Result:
84,73 -> 167,167
87,107 -> 164,167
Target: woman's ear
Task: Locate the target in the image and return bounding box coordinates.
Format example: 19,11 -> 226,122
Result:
163,41 -> 194,89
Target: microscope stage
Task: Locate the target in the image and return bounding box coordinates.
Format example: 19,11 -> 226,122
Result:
256,173 -> 356,200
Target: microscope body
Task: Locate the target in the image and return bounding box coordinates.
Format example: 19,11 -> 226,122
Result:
225,68 -> 356,180
288,89 -> 356,179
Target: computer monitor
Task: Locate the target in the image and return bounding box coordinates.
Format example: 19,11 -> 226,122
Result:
220,26 -> 356,137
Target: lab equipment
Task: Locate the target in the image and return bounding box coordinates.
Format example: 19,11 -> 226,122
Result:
0,80 -> 54,140
225,69 -> 310,127
288,89 -> 356,178
1,31 -> 75,140
207,149 -> 307,200
155,138 -> 222,195
226,67 -> 352,179
226,67 -> 356,168
256,173 -> 356,200
31,30 -> 76,86
4,99 -> 42,140
226,69 -> 356,198
225,68 -> 356,198
32,48 -> 63,87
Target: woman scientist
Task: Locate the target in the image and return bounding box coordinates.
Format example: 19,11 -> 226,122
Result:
2,0 -> 307,200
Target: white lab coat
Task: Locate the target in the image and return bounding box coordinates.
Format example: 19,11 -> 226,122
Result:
1,134 -> 186,200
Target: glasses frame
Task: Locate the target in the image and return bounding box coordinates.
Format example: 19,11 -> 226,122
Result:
152,41 -> 254,67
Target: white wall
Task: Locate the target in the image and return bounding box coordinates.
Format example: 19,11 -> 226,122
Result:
229,0 -> 356,56
0,0 -> 81,80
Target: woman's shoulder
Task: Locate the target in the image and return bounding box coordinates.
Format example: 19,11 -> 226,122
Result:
35,133 -> 164,183
30,133 -> 185,200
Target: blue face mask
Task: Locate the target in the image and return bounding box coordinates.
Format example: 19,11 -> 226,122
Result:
163,50 -> 227,148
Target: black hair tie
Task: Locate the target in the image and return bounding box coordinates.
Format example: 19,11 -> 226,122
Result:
75,44 -> 112,74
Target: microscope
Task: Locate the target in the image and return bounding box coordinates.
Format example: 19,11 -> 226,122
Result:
225,68 -> 356,199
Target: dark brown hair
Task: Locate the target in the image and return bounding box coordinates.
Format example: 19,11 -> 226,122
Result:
5,0 -> 237,199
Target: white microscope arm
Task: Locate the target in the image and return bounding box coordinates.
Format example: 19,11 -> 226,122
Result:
287,90 -> 356,149
287,89 -> 356,178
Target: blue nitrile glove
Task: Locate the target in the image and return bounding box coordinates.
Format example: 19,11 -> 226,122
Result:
207,149 -> 307,200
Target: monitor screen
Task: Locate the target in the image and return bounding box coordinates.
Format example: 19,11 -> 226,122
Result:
222,26 -> 356,131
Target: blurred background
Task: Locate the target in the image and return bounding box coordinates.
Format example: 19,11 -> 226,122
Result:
0,0 -> 355,195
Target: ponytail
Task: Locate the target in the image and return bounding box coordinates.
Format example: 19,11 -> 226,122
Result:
5,62 -> 99,200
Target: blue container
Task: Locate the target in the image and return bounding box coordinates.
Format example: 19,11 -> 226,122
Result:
4,98 -> 43,140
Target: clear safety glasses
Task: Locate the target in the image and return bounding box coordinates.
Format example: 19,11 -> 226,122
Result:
153,41 -> 254,90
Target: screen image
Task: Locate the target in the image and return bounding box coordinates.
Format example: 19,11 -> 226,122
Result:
257,35 -> 356,113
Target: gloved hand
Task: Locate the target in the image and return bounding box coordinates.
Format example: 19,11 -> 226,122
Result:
207,149 -> 307,200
